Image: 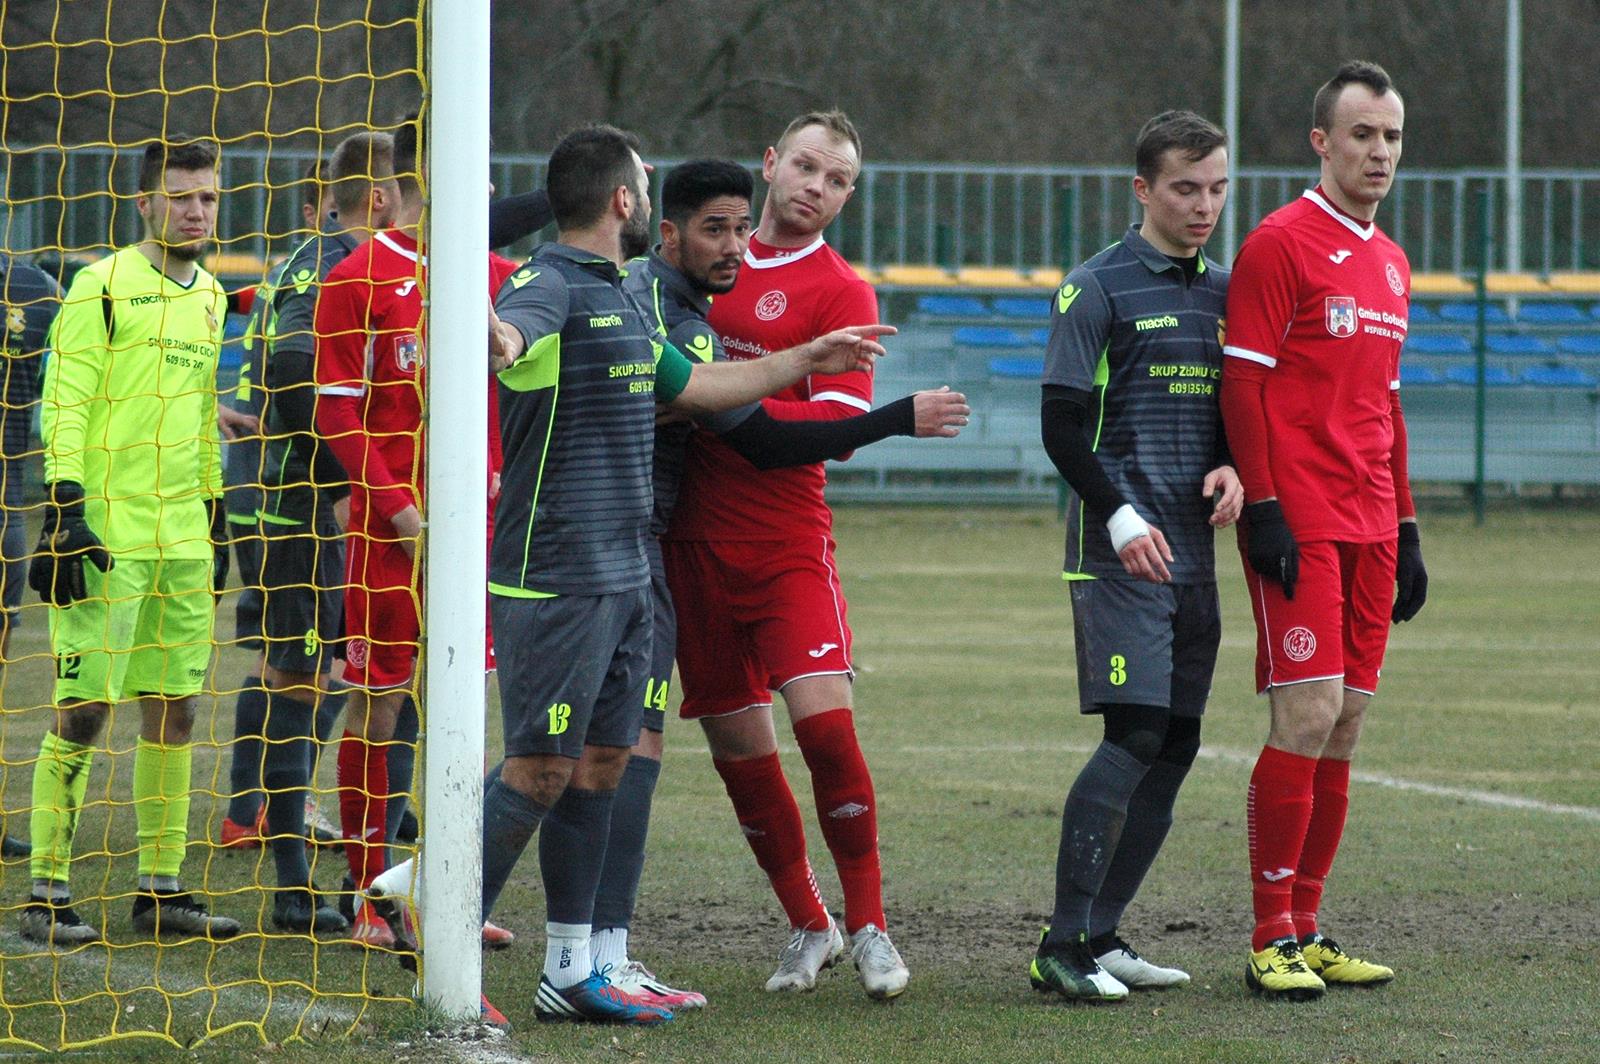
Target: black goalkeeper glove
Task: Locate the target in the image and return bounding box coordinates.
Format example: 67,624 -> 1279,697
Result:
1392,522 -> 1427,622
1243,499 -> 1299,600
206,497 -> 230,595
28,482 -> 114,606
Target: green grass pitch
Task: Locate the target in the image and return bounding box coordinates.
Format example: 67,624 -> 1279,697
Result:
2,504 -> 1597,1062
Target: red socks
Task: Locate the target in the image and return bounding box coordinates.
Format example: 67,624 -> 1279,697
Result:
713,752 -> 829,932
1247,745 -> 1317,950
337,731 -> 389,890
793,708 -> 885,934
1292,757 -> 1351,939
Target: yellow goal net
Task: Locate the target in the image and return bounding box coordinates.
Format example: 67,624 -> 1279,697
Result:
0,4 -> 434,1049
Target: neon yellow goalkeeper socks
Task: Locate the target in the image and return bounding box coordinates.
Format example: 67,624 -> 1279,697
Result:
133,738 -> 192,880
29,731 -> 94,886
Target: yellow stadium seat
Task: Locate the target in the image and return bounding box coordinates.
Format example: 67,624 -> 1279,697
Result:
850,262 -> 883,285
1027,267 -> 1065,289
1409,272 -> 1474,296
878,264 -> 957,287
205,251 -> 271,280
1545,271 -> 1600,294
954,266 -> 1033,289
1484,272 -> 1552,295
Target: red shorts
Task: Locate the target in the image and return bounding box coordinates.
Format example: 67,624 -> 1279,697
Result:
662,536 -> 853,719
342,527 -> 420,691
1242,538 -> 1397,695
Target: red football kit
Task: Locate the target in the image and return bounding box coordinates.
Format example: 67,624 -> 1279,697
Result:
666,234 -> 877,717
1223,187 -> 1419,954
1222,187 -> 1416,694
315,232 -> 516,689
667,232 -> 890,937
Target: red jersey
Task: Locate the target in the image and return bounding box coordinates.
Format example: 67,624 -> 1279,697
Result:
1222,188 -> 1410,542
669,235 -> 877,541
314,233 -> 519,534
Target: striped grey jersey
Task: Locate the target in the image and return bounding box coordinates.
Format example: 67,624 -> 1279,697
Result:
621,250 -> 757,538
221,256 -> 285,520
1043,226 -> 1229,583
489,242 -> 658,598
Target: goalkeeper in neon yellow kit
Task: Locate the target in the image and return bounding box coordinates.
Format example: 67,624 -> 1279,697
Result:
19,136 -> 241,945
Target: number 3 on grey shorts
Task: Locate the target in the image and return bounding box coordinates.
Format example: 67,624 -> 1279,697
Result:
1069,579 -> 1220,716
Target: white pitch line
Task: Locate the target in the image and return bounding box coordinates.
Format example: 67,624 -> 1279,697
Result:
848,741 -> 1600,822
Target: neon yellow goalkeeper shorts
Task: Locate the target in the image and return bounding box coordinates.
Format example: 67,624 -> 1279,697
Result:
48,556 -> 214,703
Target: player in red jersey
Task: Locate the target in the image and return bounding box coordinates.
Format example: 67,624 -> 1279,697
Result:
314,115 -> 520,956
663,110 -> 909,999
1220,60 -> 1427,1001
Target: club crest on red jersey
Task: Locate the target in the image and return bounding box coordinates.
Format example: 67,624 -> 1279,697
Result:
1325,296 -> 1357,338
1385,262 -> 1405,296
754,290 -> 788,321
395,333 -> 420,373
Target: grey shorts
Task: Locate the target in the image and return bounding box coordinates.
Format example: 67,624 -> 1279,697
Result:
1070,578 -> 1220,716
260,514 -> 345,675
1,454 -> 27,617
642,539 -> 674,734
493,587 -> 652,759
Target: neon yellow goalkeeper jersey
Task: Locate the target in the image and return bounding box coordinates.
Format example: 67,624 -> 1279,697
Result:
42,246 -> 226,558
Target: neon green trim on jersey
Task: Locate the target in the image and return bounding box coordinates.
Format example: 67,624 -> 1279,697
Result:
514,377 -> 560,592
1067,343 -> 1112,578
487,582 -> 557,599
1195,250 -> 1207,275
255,509 -> 302,527
1061,571 -> 1097,581
499,332 -> 560,392
226,512 -> 256,526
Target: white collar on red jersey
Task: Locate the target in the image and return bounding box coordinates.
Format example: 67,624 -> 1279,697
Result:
1301,188 -> 1375,242
742,233 -> 826,269
376,229 -> 426,264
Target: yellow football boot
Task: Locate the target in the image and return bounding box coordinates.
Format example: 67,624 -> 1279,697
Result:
1245,938 -> 1325,1001
1300,933 -> 1394,986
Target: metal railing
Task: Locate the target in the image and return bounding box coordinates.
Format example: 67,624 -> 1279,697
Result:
6,145 -> 1600,276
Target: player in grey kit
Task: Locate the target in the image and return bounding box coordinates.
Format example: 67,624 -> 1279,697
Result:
583,159 -> 966,1009
1030,111 -> 1243,1001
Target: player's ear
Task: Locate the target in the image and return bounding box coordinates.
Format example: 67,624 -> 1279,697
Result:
660,218 -> 678,250
762,146 -> 779,182
1132,175 -> 1150,207
1310,127 -> 1330,159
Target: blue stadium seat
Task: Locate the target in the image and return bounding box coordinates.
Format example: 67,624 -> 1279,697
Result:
916,294 -> 990,318
1407,302 -> 1439,325
991,296 -> 1050,321
988,356 -> 1045,379
1027,327 -> 1051,347
1516,301 -> 1587,326
1444,363 -> 1517,387
1405,334 -> 1472,356
1486,334 -> 1556,357
1557,334 -> 1600,357
952,325 -> 1029,349
1398,364 -> 1443,386
1520,364 -> 1598,388
1438,301 -> 1512,325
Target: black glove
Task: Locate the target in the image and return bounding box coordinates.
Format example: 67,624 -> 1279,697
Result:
207,497 -> 230,594
28,482 -> 114,606
1243,499 -> 1299,600
1392,522 -> 1427,622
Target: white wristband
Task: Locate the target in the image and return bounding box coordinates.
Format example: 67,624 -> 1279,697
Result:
1106,503 -> 1150,552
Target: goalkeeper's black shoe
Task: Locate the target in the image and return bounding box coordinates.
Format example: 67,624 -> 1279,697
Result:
2,834 -> 30,858
131,890 -> 241,941
19,896 -> 102,947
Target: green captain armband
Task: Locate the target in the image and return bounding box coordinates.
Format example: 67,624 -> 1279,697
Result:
654,339 -> 693,404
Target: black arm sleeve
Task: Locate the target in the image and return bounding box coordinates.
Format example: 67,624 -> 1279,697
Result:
265,347 -> 350,500
1041,384 -> 1125,520
718,396 -> 917,471
489,191 -> 554,249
